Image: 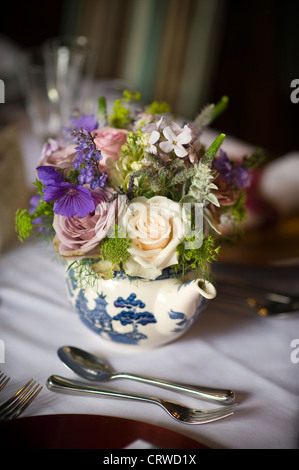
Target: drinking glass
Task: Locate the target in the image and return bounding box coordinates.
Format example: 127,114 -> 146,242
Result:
42,35 -> 98,127
20,36 -> 97,140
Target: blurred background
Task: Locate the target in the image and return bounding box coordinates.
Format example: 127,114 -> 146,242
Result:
0,0 -> 299,258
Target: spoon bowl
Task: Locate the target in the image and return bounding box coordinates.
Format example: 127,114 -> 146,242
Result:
57,345 -> 235,405
58,346 -> 113,381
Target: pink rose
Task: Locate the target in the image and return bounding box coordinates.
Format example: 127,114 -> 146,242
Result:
92,127 -> 127,165
38,139 -> 77,170
53,188 -> 118,259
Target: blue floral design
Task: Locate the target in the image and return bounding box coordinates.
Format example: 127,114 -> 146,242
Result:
168,298 -> 207,333
73,289 -> 157,345
67,269 -> 207,345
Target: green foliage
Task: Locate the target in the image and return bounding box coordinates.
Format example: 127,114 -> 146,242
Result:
132,152 -> 183,200
201,133 -> 226,166
98,96 -> 107,126
223,190 -> 247,225
176,235 -> 220,278
68,258 -> 100,290
34,178 -> 44,195
242,147 -> 266,170
65,168 -> 80,184
15,179 -> 55,242
108,90 -> 141,128
183,163 -> 219,207
210,96 -> 229,122
193,96 -> 228,131
31,183 -> 54,226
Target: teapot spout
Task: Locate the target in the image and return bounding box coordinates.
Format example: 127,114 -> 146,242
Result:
193,279 -> 217,300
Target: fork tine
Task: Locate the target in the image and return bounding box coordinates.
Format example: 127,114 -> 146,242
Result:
0,379 -> 34,414
6,384 -> 43,420
191,404 -> 236,424
0,372 -> 10,391
201,404 -> 236,416
0,379 -> 42,420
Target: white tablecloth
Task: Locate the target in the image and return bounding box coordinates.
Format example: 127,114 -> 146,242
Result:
0,240 -> 298,449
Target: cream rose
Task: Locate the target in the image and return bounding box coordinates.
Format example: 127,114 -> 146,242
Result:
123,196 -> 186,279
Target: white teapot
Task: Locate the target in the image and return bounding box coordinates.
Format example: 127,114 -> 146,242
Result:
65,268 -> 217,349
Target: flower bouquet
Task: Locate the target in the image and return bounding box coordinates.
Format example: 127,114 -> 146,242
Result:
15,92 -> 261,347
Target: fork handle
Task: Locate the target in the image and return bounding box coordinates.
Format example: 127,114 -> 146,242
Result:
47,375 -> 160,407
111,372 -> 235,404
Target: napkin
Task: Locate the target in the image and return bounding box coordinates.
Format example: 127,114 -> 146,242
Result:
259,152 -> 299,215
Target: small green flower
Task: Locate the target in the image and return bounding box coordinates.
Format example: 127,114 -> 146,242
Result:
108,131 -> 146,189
108,90 -> 140,128
91,259 -> 115,280
99,225 -> 131,267
109,98 -> 131,128
145,100 -> 171,115
15,209 -> 33,242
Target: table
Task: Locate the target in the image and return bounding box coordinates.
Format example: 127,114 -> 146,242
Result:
1,94 -> 299,449
0,238 -> 298,449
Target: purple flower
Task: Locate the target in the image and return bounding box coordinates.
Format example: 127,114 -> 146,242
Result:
213,150 -> 252,188
37,166 -> 63,185
212,150 -> 231,175
71,114 -> 98,132
42,182 -> 95,217
29,194 -> 52,233
90,173 -> 108,189
231,166 -> 252,188
71,127 -> 106,189
29,194 -> 41,213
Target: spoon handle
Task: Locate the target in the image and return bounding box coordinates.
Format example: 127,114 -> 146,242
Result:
111,372 -> 235,404
47,375 -> 158,406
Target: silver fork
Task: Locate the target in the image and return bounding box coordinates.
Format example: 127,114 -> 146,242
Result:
0,379 -> 43,420
0,372 -> 10,391
47,375 -> 236,424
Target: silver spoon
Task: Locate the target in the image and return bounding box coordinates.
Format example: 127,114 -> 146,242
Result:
57,346 -> 235,405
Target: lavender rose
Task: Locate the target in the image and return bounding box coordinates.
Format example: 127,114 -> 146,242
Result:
38,139 -> 77,170
53,188 -> 118,259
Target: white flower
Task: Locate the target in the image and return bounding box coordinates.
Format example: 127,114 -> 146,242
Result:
146,130 -> 160,154
123,196 -> 187,279
144,116 -> 167,134
159,124 -> 192,157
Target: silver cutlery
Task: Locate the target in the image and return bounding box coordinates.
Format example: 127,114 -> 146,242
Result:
214,280 -> 299,317
47,374 -> 236,425
0,379 -> 43,420
58,345 -> 235,405
0,372 -> 10,391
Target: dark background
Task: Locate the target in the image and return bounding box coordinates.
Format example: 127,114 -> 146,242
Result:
1,0 -> 298,156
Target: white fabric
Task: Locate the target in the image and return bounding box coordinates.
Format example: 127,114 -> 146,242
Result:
0,240 -> 298,449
